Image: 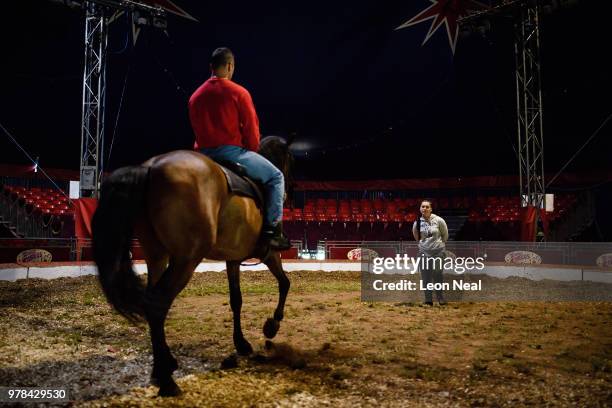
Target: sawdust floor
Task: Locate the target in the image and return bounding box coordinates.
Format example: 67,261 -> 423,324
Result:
0,271 -> 610,407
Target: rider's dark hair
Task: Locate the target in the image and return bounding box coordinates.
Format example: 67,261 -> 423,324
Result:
415,199 -> 433,240
210,47 -> 234,70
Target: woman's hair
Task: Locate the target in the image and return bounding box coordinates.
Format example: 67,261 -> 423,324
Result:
415,199 -> 433,240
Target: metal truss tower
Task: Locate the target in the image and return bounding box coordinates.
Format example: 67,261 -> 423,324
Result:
65,0 -> 195,198
79,1 -> 108,198
515,4 -> 545,211
459,0 -> 546,239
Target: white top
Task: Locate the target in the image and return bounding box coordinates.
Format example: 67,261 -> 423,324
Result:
412,213 -> 448,256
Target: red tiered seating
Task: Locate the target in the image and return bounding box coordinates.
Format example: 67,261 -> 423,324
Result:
282,208 -> 292,221
373,199 -> 384,214
405,212 -> 418,223
360,199 -> 372,215
339,213 -> 352,222
282,193 -> 580,244
292,208 -> 303,221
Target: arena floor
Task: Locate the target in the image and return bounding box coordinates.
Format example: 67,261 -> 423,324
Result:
0,270 -> 610,407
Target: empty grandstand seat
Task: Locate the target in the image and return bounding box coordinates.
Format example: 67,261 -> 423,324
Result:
360,201 -> 372,214
316,213 -> 329,222
406,212 -> 417,223
391,213 -> 404,222
339,213 -> 352,222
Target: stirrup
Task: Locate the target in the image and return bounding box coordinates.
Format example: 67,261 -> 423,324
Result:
262,223 -> 291,251
267,235 -> 291,251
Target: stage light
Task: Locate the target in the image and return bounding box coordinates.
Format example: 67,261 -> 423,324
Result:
152,16 -> 167,29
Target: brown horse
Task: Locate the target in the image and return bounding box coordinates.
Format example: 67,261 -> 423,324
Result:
92,136 -> 293,396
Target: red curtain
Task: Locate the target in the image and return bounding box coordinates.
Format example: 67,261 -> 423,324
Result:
520,206 -> 551,241
520,205 -> 537,242
74,198 -> 98,239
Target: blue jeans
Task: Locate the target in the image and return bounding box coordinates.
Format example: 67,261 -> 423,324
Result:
200,145 -> 284,226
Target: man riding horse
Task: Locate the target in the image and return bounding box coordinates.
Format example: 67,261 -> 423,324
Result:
189,47 -> 290,250
90,47 -> 295,395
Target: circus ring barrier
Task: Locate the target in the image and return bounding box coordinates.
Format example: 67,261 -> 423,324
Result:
1,240 -> 611,284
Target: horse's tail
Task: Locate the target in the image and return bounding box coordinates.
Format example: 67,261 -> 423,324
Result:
92,165 -> 150,322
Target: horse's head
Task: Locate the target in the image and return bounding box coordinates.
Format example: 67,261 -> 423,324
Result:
258,135 -> 295,200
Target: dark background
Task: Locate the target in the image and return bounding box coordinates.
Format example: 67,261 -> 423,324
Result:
0,0 -> 610,180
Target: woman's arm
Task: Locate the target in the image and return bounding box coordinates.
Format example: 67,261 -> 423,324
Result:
412,221 -> 419,241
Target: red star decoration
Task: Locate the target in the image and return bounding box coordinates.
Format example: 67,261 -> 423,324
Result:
396,0 -> 488,54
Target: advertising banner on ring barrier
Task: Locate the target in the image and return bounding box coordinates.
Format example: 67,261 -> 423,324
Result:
354,241 -> 612,302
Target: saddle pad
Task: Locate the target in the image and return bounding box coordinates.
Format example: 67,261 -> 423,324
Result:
216,162 -> 265,209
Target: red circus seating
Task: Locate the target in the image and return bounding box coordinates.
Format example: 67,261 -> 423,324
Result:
1,184 -> 75,214
292,194 -> 578,241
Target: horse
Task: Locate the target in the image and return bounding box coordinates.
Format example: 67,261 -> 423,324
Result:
92,136 -> 293,396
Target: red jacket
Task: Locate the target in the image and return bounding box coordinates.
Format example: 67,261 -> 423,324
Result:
189,77 -> 260,151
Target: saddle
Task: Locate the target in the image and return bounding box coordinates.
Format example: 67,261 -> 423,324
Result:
215,160 -> 265,209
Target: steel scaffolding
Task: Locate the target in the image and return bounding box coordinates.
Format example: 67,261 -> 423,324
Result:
515,4 -> 545,210
459,1 -> 546,239
79,1 -> 108,198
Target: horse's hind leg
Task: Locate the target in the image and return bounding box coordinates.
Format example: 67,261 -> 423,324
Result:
146,257 -> 198,397
263,252 -> 290,339
226,261 -> 253,356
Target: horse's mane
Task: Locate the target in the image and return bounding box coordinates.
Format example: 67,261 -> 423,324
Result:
258,136 -> 289,169
259,135 -> 287,149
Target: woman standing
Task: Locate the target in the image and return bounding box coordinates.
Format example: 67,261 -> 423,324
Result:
412,200 -> 449,306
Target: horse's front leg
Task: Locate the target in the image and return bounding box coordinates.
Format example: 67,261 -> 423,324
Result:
226,261 -> 253,356
263,252 -> 290,338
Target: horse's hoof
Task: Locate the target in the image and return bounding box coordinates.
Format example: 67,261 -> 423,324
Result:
263,318 -> 280,339
235,338 -> 253,356
157,379 -> 182,397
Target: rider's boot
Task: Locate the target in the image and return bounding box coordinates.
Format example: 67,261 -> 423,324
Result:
262,222 -> 291,251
